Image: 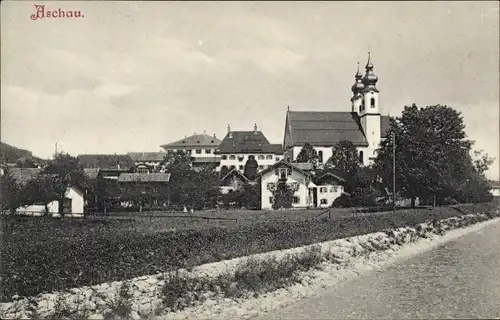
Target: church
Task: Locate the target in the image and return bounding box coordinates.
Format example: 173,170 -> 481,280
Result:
283,53 -> 391,166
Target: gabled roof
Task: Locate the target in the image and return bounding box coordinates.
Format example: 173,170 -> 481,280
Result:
220,168 -> 250,182
77,154 -> 135,170
286,111 -> 391,147
7,168 -> 43,185
258,159 -> 309,177
160,133 -> 221,149
292,162 -> 314,171
216,131 -> 283,154
83,168 -> 100,180
314,172 -> 346,184
117,173 -> 171,183
127,152 -> 166,162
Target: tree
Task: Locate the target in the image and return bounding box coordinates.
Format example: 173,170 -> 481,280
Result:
324,140 -> 360,173
272,181 -> 294,209
0,173 -> 21,213
296,143 -> 319,168
22,175 -> 66,215
240,183 -> 261,210
179,168 -> 221,210
243,155 -> 258,181
374,104 -> 491,206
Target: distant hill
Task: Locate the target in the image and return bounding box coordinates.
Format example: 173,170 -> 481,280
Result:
0,142 -> 44,164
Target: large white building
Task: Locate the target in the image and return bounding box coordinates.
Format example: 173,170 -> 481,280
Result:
283,54 -> 390,166
215,124 -> 283,173
160,132 -> 222,168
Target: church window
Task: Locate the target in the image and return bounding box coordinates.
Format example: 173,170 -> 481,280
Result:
370,98 -> 375,108
318,151 -> 323,163
359,151 -> 364,164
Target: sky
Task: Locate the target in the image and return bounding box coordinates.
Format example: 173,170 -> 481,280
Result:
1,1 -> 499,179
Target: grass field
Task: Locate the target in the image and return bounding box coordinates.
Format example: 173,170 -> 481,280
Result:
0,202 -> 497,302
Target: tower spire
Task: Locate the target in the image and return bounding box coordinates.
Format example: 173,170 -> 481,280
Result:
351,61 -> 365,96
362,50 -> 378,91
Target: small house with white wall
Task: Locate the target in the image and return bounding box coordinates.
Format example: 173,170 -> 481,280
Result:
258,160 -> 344,210
220,168 -> 251,194
7,168 -> 86,216
312,172 -> 346,208
489,180 -> 500,197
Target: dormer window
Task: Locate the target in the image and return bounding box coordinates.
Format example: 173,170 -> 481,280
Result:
278,167 -> 290,180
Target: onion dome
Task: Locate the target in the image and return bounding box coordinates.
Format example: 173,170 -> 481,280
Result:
351,62 -> 365,95
362,52 -> 379,91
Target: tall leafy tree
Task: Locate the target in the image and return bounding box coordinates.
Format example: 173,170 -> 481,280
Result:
296,143 -> 319,167
324,140 -> 360,173
374,104 -> 491,206
321,140 -> 377,207
243,155 -> 258,180
272,181 -> 294,209
0,173 -> 21,213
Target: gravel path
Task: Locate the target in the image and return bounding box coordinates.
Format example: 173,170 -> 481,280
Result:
254,220 -> 500,319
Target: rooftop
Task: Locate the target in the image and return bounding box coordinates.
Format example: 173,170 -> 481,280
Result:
286,111 -> 390,147
161,133 -> 221,149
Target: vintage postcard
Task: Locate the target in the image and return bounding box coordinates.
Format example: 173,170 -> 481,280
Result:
1,1 -> 499,319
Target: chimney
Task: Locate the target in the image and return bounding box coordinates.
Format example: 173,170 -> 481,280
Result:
227,124 -> 231,133
203,130 -> 206,134
253,123 -> 257,134
213,133 -> 216,139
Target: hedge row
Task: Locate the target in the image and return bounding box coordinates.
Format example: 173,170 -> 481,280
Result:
0,202 -> 497,302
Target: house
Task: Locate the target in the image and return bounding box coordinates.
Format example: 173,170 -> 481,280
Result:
127,152 -> 166,173
283,54 -> 390,166
216,124 -> 283,174
116,173 -> 171,208
6,168 -> 85,216
160,131 -> 222,168
489,180 -> 500,197
77,154 -> 135,180
220,168 -> 251,194
77,154 -> 135,169
312,172 -> 346,208
258,160 -> 341,210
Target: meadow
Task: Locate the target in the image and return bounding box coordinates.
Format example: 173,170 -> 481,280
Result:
0,202 -> 497,302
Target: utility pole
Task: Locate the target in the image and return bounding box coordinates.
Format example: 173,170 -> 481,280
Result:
392,132 -> 396,214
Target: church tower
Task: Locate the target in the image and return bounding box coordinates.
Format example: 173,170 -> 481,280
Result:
359,52 -> 381,163
351,62 -> 364,114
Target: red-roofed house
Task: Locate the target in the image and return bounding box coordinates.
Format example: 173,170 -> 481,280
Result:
283,55 -> 390,166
